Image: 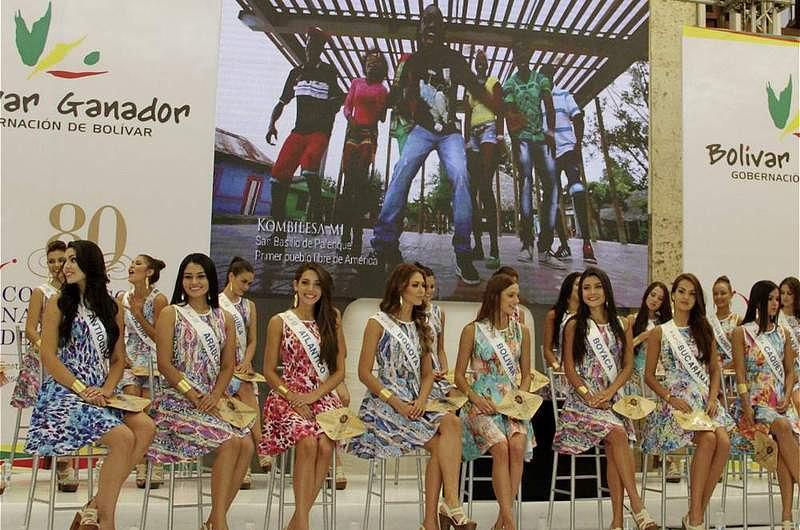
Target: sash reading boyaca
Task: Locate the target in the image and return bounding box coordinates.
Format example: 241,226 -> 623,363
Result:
123,289 -> 158,352
219,293 -> 247,363
79,303 -> 109,360
174,304 -> 221,392
281,310 -> 329,381
744,322 -> 784,382
475,321 -> 519,384
710,314 -> 733,360
587,319 -> 619,392
371,312 -> 420,382
662,320 -> 709,393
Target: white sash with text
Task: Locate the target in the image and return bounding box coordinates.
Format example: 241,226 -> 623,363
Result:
744,323 -> 784,382
662,320 -> 709,392
372,312 -> 420,379
587,319 -> 619,387
123,289 -> 157,352
281,310 -> 329,381
219,293 -> 247,363
476,321 -> 519,384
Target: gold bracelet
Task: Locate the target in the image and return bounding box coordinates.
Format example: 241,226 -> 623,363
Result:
736,383 -> 748,394
277,384 -> 289,396
71,379 -> 87,394
550,361 -> 560,370
34,339 -> 42,350
176,378 -> 192,394
379,388 -> 393,402
577,385 -> 589,396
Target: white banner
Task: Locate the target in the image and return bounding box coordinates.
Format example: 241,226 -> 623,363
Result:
1,0 -> 222,453
682,27 -> 800,296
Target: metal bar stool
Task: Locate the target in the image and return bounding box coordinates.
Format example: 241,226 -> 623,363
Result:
546,369 -> 605,530
362,450 -> 427,530
459,455 -> 522,527
140,457 -> 210,530
9,326 -> 35,473
23,445 -> 104,530
263,446 -> 337,530
640,449 -> 694,530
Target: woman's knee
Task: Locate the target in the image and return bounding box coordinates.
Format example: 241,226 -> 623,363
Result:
490,440 -> 510,462
441,413 -> 460,432
714,430 -> 731,453
605,427 -> 627,446
771,418 -> 792,436
694,431 -> 715,449
105,425 -> 136,452
296,435 -> 319,456
508,435 -> 527,461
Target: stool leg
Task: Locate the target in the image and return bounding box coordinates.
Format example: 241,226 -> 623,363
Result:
767,470 -> 775,529
379,459 -> 387,530
140,460 -> 153,530
10,408 -> 22,470
25,454 -> 40,530
362,460 -> 374,530
263,461 -> 275,530
660,452 -> 667,530
87,447 -> 95,501
331,449 -> 337,530
47,457 -> 57,530
459,461 -> 467,504
547,452 -> 558,528
720,457 -> 728,511
569,455 -> 576,530
278,452 -> 287,530
515,480 -> 522,529
167,463 -> 176,530
196,458 -> 204,529
467,460 -> 475,519
641,454 -> 650,503
393,457 -> 399,485
416,453 -> 424,523
742,455 -> 748,530
595,446 -> 604,529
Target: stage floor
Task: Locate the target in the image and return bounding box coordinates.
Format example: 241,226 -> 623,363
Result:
0,468 -> 788,529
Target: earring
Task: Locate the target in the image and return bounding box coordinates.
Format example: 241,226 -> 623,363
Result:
399,296 -> 404,308
293,292 -> 299,307
145,276 -> 150,290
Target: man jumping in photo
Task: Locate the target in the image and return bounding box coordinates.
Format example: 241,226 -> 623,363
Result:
370,4 -> 499,285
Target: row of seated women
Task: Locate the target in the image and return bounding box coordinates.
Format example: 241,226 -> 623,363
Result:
14,238 -> 800,530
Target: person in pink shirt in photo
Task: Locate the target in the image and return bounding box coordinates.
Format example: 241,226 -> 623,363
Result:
340,49 -> 389,257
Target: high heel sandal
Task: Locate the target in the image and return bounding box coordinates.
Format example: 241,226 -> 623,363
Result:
68,504 -> 99,530
633,509 -> 657,530
681,514 -> 704,530
57,466 -> 79,493
437,501 -> 477,530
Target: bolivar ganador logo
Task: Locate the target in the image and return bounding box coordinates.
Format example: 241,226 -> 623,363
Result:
14,2 -> 107,80
767,75 -> 799,139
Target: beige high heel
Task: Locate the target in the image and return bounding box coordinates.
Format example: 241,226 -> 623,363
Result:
437,501 -> 477,530
633,509 -> 657,530
69,504 -> 99,530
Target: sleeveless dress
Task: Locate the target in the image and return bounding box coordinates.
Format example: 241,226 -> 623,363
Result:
777,313 -> 800,392
712,312 -> 740,365
25,305 -> 124,455
259,314 -> 342,456
348,313 -> 445,459
632,317 -> 656,378
641,323 -> 734,454
428,304 -> 453,400
221,292 -> 256,396
550,310 -> 573,398
10,283 -> 57,409
460,320 -> 535,461
118,288 -> 161,389
730,323 -> 800,454
148,306 -> 250,463
552,321 -> 636,454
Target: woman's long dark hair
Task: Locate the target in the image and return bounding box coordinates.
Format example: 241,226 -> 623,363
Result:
57,240 -> 119,356
742,280 -> 779,333
572,267 -> 627,366
171,253 -> 220,308
380,263 -> 433,358
671,273 -> 713,364
780,276 -> 800,318
632,281 -> 672,337
475,273 -> 517,327
294,263 -> 338,372
552,272 -> 581,349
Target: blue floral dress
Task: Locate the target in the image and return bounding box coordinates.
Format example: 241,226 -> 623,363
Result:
25,306 -> 124,455
460,320 -> 534,461
428,304 -> 453,400
221,293 -> 255,396
119,288 -> 161,390
348,313 -> 445,459
641,323 -> 734,454
148,306 -> 250,463
552,321 -> 636,455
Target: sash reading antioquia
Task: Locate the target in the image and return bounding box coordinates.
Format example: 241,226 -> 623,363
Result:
662,320 -> 709,392
743,322 -> 784,382
281,310 -> 329,381
79,303 -> 109,359
219,292 -> 247,363
475,321 -> 519,385
371,312 -> 420,380
175,304 -> 221,391
710,314 -> 733,360
123,289 -> 158,352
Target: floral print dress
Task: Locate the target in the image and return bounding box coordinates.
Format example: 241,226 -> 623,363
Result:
713,313 -> 740,365
730,323 -> 800,454
222,293 -> 255,396
778,313 -> 800,392
148,306 -> 250,464
641,323 -> 734,454
118,288 -> 161,390
25,306 -> 124,455
460,320 -> 534,461
428,304 -> 453,400
348,313 -> 445,459
259,314 -> 342,456
10,283 -> 56,409
552,321 -> 636,455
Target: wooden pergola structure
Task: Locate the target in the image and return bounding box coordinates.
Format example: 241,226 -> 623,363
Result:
236,0 -> 649,241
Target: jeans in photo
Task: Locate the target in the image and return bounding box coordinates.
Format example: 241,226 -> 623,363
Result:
371,125 -> 472,255
515,138 -> 557,252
